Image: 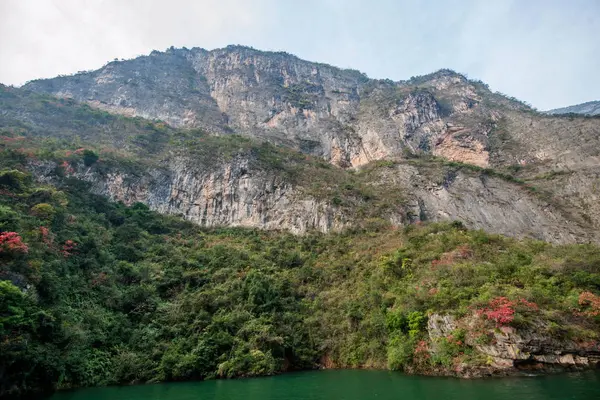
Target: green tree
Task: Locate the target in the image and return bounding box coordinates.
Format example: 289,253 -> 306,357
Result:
83,149 -> 99,166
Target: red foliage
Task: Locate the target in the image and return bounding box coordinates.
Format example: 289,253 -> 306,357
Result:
578,292 -> 600,317
62,240 -> 77,257
414,340 -> 430,359
477,297 -> 515,326
0,136 -> 25,142
519,298 -> 539,311
431,245 -> 473,267
39,226 -> 53,246
445,334 -> 463,346
60,160 -> 75,175
456,244 -> 473,258
477,297 -> 539,327
0,231 -> 29,254
431,259 -> 442,268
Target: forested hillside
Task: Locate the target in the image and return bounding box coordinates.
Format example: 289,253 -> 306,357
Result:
2,146 -> 600,398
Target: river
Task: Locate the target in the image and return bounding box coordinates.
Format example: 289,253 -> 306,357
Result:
50,370 -> 600,400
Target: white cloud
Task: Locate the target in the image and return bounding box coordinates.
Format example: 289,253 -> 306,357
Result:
0,0 -> 271,84
0,0 -> 598,109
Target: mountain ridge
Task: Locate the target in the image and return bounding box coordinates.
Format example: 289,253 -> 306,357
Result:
0,83 -> 595,243
3,45 -> 600,243
21,46 -> 516,168
546,100 -> 600,116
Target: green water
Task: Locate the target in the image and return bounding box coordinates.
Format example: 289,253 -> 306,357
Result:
50,370 -> 600,400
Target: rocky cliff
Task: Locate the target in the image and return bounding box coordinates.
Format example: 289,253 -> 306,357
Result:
428,313 -> 600,376
5,46 -> 600,242
21,47 -> 508,169
22,148 -> 592,243
23,46 -> 600,171
29,154 -> 349,234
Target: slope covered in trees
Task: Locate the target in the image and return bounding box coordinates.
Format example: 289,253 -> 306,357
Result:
1,146 -> 600,398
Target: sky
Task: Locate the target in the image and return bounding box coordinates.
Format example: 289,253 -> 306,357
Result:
0,0 -> 598,110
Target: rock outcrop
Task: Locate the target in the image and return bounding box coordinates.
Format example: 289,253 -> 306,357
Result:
23,151 -> 592,243
428,313 -> 600,375
29,156 -> 350,234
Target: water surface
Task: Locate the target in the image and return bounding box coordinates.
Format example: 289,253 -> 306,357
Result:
51,370 -> 600,400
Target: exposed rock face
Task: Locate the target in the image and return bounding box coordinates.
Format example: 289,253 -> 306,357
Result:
25,152 -> 592,243
373,163 -> 591,243
471,323 -> 600,369
427,314 -> 457,341
12,46 -> 600,242
433,124 -> 490,168
428,313 -> 600,374
22,46 -> 600,173
23,47 -> 483,168
30,156 -> 349,234
546,100 -> 600,116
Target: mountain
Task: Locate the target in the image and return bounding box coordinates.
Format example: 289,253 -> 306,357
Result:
546,100 -> 600,116
17,46 -> 561,169
2,46 -> 600,397
0,83 -> 594,243
15,46 -> 600,244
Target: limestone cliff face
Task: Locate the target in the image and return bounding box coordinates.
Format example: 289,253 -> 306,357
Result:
23,47 -> 485,168
371,163 -> 591,243
22,47 -> 600,172
27,153 -> 593,243
15,46 -> 600,241
31,156 -> 349,234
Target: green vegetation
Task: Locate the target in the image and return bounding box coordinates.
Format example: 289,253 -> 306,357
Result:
82,150 -> 99,167
0,84 -> 174,158
2,74 -> 600,399
1,143 -> 599,397
281,82 -> 321,110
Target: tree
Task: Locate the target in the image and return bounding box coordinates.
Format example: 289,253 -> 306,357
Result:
83,150 -> 99,166
31,203 -> 56,221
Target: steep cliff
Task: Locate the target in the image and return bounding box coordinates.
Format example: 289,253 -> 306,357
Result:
27,152 -> 590,242
25,46 -> 600,172
29,154 -> 351,234
21,47 -> 600,239
1,83 -> 598,243
19,47 -> 510,168
427,313 -> 600,377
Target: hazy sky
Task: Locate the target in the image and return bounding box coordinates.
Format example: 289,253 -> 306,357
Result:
0,0 -> 598,110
